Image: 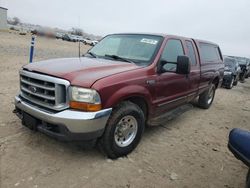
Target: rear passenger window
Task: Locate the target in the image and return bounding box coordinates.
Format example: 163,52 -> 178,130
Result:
185,41 -> 197,65
200,43 -> 221,62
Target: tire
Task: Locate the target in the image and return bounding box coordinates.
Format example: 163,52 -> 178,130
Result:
98,101 -> 145,159
246,169 -> 250,188
240,72 -> 246,83
226,77 -> 234,89
233,78 -> 238,86
198,84 -> 216,109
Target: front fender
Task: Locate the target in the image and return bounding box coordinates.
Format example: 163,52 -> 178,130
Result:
104,85 -> 153,112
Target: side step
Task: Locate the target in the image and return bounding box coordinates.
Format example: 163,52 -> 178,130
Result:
147,104 -> 193,126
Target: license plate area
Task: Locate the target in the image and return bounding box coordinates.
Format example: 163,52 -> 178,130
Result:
22,112 -> 38,130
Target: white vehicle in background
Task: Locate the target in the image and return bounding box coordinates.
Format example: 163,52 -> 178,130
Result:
91,40 -> 99,46
62,34 -> 83,42
83,38 -> 93,45
55,32 -> 63,39
19,29 -> 28,35
70,35 -> 81,42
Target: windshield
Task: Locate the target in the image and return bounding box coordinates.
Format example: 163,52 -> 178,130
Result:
88,34 -> 163,65
238,60 -> 247,65
224,58 -> 235,67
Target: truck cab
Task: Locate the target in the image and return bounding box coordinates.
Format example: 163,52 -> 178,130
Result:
14,33 -> 224,158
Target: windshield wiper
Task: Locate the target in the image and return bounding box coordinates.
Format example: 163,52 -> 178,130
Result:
105,54 -> 135,64
85,51 -> 97,58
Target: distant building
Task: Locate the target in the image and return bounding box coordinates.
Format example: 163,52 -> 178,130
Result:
0,7 -> 8,30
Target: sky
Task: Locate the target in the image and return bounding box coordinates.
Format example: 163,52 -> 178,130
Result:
1,0 -> 250,57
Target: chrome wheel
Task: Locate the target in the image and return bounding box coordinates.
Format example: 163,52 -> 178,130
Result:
207,87 -> 214,105
114,115 -> 138,147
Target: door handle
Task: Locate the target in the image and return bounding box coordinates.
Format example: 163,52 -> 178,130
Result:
146,80 -> 156,85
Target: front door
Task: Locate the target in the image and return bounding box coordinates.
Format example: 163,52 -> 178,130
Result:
155,38 -> 190,115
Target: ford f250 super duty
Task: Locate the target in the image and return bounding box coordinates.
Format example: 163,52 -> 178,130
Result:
14,33 -> 224,158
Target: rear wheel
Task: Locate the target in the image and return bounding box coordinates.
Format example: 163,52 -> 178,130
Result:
198,84 -> 216,109
99,101 -> 145,159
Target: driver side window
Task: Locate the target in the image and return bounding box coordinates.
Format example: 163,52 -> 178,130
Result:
161,39 -> 184,72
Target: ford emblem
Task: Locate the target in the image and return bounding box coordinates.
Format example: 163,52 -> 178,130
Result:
29,86 -> 37,93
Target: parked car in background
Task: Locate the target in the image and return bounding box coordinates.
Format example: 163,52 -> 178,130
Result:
70,35 -> 79,42
238,59 -> 250,82
14,33 -> 224,158
62,34 -> 71,41
55,32 -> 63,39
91,40 -> 99,46
222,57 -> 241,89
246,58 -> 250,78
19,29 -> 27,35
62,34 -> 83,42
83,38 -> 93,45
229,56 -> 250,82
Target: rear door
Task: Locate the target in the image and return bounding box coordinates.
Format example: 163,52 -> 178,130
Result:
184,40 -> 200,101
155,38 -> 189,115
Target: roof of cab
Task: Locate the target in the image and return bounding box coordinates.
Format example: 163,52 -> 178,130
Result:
109,33 -> 219,46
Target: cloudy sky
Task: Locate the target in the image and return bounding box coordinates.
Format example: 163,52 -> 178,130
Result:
1,0 -> 250,57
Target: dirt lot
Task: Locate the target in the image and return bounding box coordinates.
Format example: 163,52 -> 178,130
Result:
0,31 -> 250,188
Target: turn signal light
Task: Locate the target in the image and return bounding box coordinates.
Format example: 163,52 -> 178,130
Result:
69,101 -> 102,112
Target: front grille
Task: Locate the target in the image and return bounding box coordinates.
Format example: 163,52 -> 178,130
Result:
20,70 -> 70,111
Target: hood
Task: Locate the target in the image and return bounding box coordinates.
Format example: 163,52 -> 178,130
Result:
23,57 -> 139,87
224,65 -> 234,72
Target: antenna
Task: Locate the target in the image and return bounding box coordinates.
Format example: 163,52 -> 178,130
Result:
78,15 -> 81,60
78,40 -> 81,58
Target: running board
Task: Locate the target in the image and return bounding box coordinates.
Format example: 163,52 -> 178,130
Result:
148,104 -> 193,126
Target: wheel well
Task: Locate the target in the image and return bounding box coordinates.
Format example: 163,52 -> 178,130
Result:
212,77 -> 220,88
124,96 -> 148,119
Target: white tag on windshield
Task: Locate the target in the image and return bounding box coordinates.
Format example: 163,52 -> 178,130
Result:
140,38 -> 158,45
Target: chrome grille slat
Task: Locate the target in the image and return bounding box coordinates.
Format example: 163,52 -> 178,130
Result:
21,86 -> 56,100
19,70 -> 70,111
21,78 -> 55,91
21,93 -> 56,108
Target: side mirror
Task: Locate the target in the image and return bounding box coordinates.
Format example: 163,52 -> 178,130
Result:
176,56 -> 191,75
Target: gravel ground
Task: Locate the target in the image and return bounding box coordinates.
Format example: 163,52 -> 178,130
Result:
0,31 -> 250,188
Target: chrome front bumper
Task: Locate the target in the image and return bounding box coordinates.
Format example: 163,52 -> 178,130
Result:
14,95 -> 112,140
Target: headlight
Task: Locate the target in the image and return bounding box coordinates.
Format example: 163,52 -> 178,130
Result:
70,87 -> 101,104
69,86 -> 101,112
224,71 -> 232,75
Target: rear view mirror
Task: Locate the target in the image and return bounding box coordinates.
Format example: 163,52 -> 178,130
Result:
176,56 -> 191,74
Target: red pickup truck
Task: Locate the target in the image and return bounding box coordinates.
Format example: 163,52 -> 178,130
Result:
14,33 -> 224,158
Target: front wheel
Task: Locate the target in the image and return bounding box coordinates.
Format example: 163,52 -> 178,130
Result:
233,78 -> 238,86
98,101 -> 145,159
226,77 -> 234,89
240,72 -> 246,82
198,84 -> 216,109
